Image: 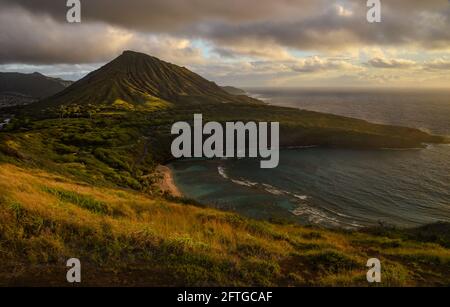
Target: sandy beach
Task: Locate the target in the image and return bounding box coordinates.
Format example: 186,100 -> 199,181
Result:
156,165 -> 182,197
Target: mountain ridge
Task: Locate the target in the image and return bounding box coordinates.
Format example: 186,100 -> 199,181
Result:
0,72 -> 72,99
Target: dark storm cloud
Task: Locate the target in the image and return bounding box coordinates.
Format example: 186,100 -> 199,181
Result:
0,0 -> 449,64
190,1 -> 450,51
0,0 -> 323,30
0,5 -> 206,65
0,6 -> 125,64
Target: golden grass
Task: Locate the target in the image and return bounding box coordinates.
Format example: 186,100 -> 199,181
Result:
0,163 -> 449,286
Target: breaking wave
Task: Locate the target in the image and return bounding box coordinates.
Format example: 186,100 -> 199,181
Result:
217,166 -> 361,228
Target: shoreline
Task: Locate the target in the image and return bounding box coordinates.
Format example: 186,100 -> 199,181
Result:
156,165 -> 183,197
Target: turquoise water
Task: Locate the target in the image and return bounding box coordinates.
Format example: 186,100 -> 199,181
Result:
170,89 -> 450,228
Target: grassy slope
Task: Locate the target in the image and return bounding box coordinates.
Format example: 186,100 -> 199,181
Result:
0,107 -> 449,286
0,164 -> 449,287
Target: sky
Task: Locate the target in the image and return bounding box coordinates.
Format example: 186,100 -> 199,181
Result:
0,0 -> 449,88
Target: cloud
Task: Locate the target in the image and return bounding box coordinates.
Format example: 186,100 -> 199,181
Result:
334,4 -> 354,17
1,0 -> 450,65
212,41 -> 295,61
367,57 -> 417,69
0,0 -> 449,88
367,57 -> 450,71
0,0 -> 325,30
291,56 -> 360,73
0,5 -> 205,65
193,56 -> 359,77
424,58 -> 450,70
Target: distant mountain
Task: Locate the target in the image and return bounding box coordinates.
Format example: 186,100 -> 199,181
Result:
0,72 -> 72,99
41,50 -> 260,108
221,86 -> 247,95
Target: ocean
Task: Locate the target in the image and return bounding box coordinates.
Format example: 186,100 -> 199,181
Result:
170,88 -> 450,229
